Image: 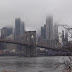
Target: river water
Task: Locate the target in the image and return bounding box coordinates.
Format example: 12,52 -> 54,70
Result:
0,56 -> 71,72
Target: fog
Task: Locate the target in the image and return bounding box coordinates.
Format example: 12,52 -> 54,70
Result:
0,0 -> 72,31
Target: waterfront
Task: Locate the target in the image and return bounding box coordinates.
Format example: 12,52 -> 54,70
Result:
0,56 -> 71,72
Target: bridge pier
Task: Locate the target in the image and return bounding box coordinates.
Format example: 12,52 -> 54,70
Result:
22,45 -> 37,57
22,31 -> 37,57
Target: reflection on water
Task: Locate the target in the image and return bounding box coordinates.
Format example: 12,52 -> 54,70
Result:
0,56 -> 71,72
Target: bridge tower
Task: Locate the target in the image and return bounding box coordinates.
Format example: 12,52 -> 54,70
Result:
22,31 -> 37,57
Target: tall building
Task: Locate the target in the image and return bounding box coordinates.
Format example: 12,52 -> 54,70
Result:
14,18 -> 25,53
62,30 -> 64,41
46,16 -> 54,40
1,27 -> 13,50
1,27 -> 13,38
1,27 -> 7,50
1,27 -> 8,39
41,24 -> 46,39
65,29 -> 68,42
44,24 -> 46,39
20,21 -> 25,36
62,30 -> 65,46
15,18 -> 21,38
54,24 -> 59,41
62,30 -> 68,47
14,18 -> 21,53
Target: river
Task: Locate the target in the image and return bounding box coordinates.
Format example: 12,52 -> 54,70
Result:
0,56 -> 71,72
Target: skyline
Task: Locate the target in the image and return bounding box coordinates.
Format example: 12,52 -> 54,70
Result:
0,0 -> 72,31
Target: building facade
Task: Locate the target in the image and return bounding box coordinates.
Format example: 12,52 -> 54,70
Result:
46,16 -> 54,40
15,18 -> 21,38
1,27 -> 13,39
14,18 -> 25,53
1,27 -> 8,39
54,24 -> 59,41
20,21 -> 25,36
65,29 -> 68,42
1,27 -> 13,50
41,24 -> 46,39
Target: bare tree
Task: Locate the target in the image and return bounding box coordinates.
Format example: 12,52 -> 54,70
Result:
54,56 -> 72,72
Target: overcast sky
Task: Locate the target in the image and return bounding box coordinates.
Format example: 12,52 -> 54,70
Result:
0,0 -> 72,31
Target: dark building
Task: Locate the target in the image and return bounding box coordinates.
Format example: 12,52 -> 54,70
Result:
14,18 -> 25,53
65,29 -> 68,42
44,25 -> 46,39
62,30 -> 65,47
1,27 -> 13,39
7,28 -> 13,36
41,24 -> 46,39
20,21 -> 25,36
14,18 -> 21,53
1,27 -> 8,39
62,30 -> 64,41
54,24 -> 59,41
46,16 -> 54,40
15,18 -> 21,38
1,27 -> 12,50
62,30 -> 69,47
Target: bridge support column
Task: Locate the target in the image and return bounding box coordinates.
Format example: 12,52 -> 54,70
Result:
30,45 -> 37,57
22,31 -> 37,57
22,45 -> 37,57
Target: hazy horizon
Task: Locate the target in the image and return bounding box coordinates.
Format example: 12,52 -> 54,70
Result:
0,0 -> 72,32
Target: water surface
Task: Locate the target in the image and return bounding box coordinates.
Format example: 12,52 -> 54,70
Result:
0,56 -> 71,72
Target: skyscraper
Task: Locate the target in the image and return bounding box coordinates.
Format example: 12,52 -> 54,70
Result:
54,24 -> 59,41
41,24 -> 46,39
1,27 -> 8,39
14,18 -> 21,53
0,27 -> 12,50
15,18 -> 21,38
1,27 -> 13,38
65,29 -> 68,42
46,16 -> 54,40
14,18 -> 25,53
20,21 -> 25,36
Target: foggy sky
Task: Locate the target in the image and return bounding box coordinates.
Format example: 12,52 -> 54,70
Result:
0,0 -> 72,31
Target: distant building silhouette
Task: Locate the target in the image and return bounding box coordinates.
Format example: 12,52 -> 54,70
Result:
20,21 -> 25,36
54,24 -> 59,41
62,30 -> 65,46
65,29 -> 68,42
15,18 -> 21,38
1,27 -> 8,39
1,27 -> 13,50
46,16 -> 54,40
41,24 -> 46,39
62,29 -> 69,47
1,27 -> 13,39
14,18 -> 25,53
39,16 -> 60,48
